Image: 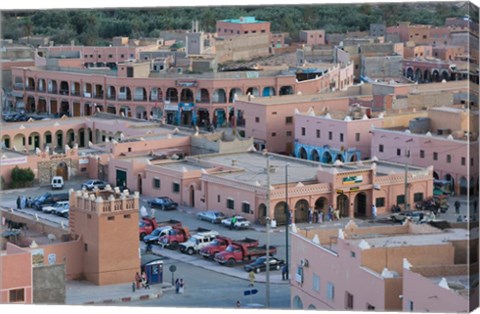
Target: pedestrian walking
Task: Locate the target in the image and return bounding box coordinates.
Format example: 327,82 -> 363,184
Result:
249,270 -> 255,286
16,196 -> 21,209
27,197 -> 32,208
327,205 -> 334,222
236,300 -> 241,308
282,264 -> 287,280
454,200 -> 461,214
141,272 -> 147,288
132,282 -> 136,292
371,204 -> 377,219
334,209 -> 340,220
308,207 -> 313,224
318,211 -> 324,224
230,216 -> 237,230
179,278 -> 184,294
175,278 -> 180,294
135,272 -> 141,290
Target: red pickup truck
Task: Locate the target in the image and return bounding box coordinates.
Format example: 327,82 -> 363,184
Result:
214,242 -> 277,267
139,217 -> 181,240
158,226 -> 210,250
199,236 -> 258,259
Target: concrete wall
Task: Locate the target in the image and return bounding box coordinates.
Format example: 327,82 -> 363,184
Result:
32,264 -> 66,304
215,33 -> 271,64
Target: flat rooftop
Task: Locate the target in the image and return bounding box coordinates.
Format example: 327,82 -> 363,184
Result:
347,228 -> 468,248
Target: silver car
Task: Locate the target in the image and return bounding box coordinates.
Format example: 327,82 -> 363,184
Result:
196,211 -> 226,224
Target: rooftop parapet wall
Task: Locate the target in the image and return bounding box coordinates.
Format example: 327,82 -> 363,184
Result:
69,187 -> 139,215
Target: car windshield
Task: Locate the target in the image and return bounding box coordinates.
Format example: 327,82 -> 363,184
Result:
225,245 -> 235,252
211,239 -> 221,246
151,229 -> 161,236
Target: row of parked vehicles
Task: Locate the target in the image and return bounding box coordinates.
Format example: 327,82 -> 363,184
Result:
29,192 -> 70,218
196,210 -> 251,229
140,216 -> 282,272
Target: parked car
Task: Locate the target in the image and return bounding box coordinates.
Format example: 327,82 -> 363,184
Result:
42,201 -> 69,214
148,197 -> 178,210
196,211 -> 226,224
243,256 -> 285,273
179,230 -> 219,255
54,202 -> 70,218
32,192 -> 69,210
221,216 -> 251,229
143,225 -> 174,244
51,176 -> 64,189
81,179 -> 107,191
390,210 -> 432,224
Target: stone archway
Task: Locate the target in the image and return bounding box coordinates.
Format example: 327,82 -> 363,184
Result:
294,199 -> 309,223
314,197 -> 328,214
354,192 -> 367,217
459,177 -> 468,196
56,162 -> 68,181
322,151 -> 332,163
337,194 -> 349,218
274,201 -> 288,225
258,203 -> 267,225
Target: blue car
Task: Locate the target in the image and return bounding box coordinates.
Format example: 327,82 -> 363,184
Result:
148,197 -> 178,210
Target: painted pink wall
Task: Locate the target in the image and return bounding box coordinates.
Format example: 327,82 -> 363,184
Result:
1,243 -> 33,304
295,113 -> 384,159
402,268 -> 470,312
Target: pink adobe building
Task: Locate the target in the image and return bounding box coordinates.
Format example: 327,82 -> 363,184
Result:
10,59 -> 351,128
138,151 -> 433,223
402,262 -> 477,312
293,108 -> 385,163
289,221 -> 476,311
0,243 -> 33,304
233,66 -> 356,154
216,16 -> 270,37
371,106 -> 479,196
386,22 -> 451,46
299,30 -> 326,46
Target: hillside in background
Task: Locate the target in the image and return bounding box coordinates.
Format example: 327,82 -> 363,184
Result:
0,2 -> 470,46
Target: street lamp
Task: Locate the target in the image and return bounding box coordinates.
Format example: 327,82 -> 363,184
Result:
285,162 -> 290,280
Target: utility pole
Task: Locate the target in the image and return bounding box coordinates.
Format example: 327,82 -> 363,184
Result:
285,162 -> 290,280
404,149 -> 410,210
265,155 -> 271,308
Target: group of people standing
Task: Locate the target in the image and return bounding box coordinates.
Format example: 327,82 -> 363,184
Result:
308,205 -> 340,224
16,196 -> 32,209
134,272 -> 150,291
175,278 -> 185,294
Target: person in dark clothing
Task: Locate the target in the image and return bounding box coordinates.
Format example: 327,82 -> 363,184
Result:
282,264 -> 288,280
16,196 -> 21,209
454,200 -> 461,214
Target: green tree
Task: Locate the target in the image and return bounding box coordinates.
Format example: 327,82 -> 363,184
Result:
11,166 -> 35,189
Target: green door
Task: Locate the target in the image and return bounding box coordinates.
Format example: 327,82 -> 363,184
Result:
116,169 -> 127,187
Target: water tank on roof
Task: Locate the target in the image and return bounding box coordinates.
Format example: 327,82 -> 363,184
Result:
408,117 -> 430,134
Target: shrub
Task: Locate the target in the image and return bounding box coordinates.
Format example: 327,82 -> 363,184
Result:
10,166 -> 35,189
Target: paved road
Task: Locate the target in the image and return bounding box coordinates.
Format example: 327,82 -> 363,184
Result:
118,257 -> 290,309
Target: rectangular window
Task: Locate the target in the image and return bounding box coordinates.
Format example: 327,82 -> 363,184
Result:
376,197 -> 385,207
461,157 -> 466,166
301,127 -> 306,136
327,282 -> 335,300
340,133 -> 344,142
355,133 -> 360,142
84,243 -> 88,252
316,129 -> 320,138
345,292 -> 354,309
9,289 -> 25,302
272,112 -> 277,115
433,152 -> 438,160
396,148 -> 401,156
471,158 -> 474,166
255,117 -> 260,123
217,195 -> 221,203
312,274 -> 320,292
242,202 -> 250,214
120,54 -> 124,58
108,54 -> 113,58
408,301 -> 414,312
447,154 -> 451,163
295,266 -> 303,284
285,116 -> 293,124
420,150 -> 425,158
227,198 -> 234,210
123,214 -> 131,219
397,195 -> 405,205
172,183 -> 180,193
379,144 -> 384,153
108,216 -> 115,221
286,131 -> 292,137
414,193 -> 424,202
153,178 -> 160,189
271,132 -> 276,137
328,132 -> 333,140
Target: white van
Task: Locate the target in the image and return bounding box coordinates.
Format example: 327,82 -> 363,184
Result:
51,176 -> 64,189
